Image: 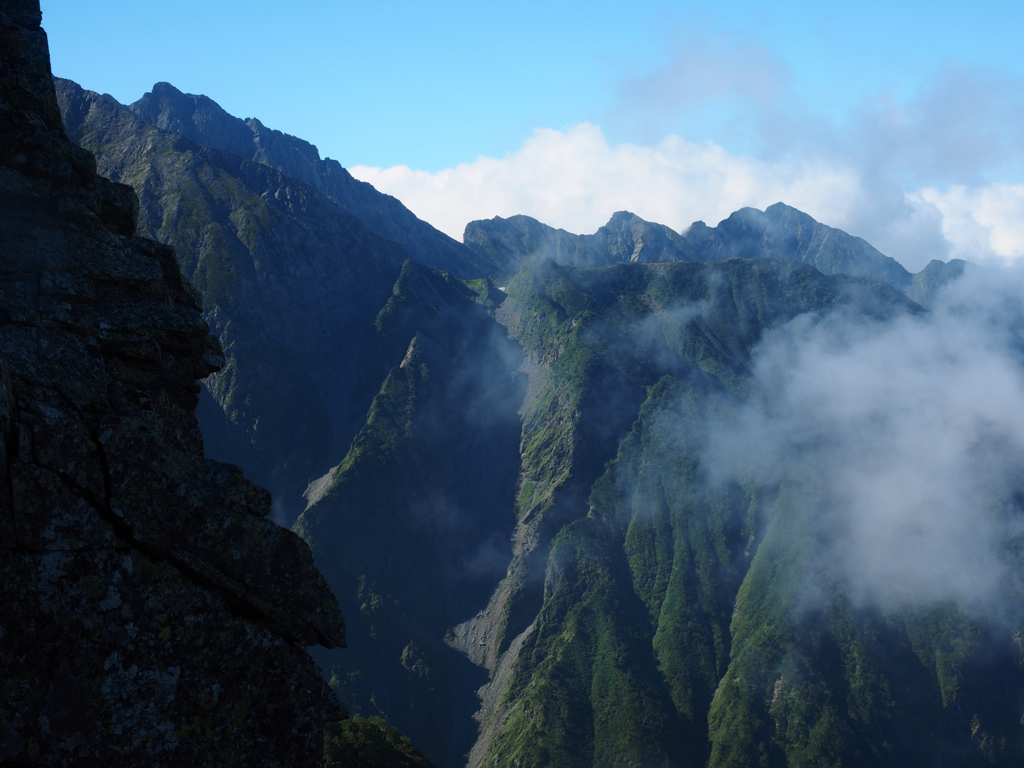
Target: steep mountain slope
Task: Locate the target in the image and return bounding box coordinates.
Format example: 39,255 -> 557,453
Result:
464,203 -> 913,290
0,4 -> 344,765
290,252 -> 1017,767
128,81 -> 500,279
465,258 -> 930,768
54,48 -> 1020,768
462,257 -> 1024,768
57,77 -> 410,520
294,262 -> 525,766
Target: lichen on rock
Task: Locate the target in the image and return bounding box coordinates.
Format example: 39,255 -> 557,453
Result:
0,2 -> 346,765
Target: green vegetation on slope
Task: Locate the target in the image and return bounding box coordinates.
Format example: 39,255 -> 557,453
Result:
58,76 -> 1024,768
469,257 -> 1024,768
325,716 -> 435,768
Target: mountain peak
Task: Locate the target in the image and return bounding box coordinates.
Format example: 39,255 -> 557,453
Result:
463,204 -> 913,289
115,80 -> 492,277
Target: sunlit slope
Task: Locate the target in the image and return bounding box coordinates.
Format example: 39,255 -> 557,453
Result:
477,258 -> 1024,768
471,260 -> 870,765
705,475 -> 1024,768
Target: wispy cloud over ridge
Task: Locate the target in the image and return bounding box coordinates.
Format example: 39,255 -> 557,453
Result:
353,124 -> 861,249
353,61 -> 1024,273
701,268 -> 1024,617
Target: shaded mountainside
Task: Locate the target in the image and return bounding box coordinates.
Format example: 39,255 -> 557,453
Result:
464,203 -> 913,291
127,81 -> 501,279
294,261 -> 525,766
0,3 -> 344,765
57,76 -> 413,520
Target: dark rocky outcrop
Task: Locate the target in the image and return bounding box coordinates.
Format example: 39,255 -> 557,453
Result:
0,2 -> 345,765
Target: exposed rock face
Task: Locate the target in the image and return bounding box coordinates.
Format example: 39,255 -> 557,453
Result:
0,3 -> 345,765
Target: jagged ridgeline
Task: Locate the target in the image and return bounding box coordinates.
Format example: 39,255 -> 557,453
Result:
52,34 -> 1021,768
463,205 -> 915,290
54,71 -> 966,530
55,76 -> 502,524
0,3 -> 344,766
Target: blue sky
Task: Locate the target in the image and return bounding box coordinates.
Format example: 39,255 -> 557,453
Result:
41,0 -> 1024,269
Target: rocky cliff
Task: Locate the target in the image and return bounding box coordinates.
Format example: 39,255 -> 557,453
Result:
0,2 -> 345,765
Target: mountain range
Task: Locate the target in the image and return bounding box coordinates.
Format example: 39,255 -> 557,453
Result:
464,205 -> 913,291
48,68 -> 1023,768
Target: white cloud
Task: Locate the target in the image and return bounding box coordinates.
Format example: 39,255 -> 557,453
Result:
914,183 -> 1024,262
352,123 -> 861,243
352,123 -> 1024,273
699,268 -> 1024,618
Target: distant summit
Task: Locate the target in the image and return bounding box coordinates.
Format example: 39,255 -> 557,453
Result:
465,203 -> 913,290
464,211 -> 698,276
128,81 -> 499,278
687,202 -> 912,288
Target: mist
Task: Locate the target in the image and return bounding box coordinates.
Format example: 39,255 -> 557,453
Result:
701,267 -> 1024,619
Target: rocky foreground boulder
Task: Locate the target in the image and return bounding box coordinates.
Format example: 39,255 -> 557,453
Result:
0,1 -> 345,764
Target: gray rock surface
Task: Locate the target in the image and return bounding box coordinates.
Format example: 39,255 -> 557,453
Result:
0,3 -> 345,764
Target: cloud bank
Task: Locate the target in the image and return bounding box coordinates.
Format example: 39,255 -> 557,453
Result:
703,269 -> 1024,617
352,58 -> 1024,274
353,124 -> 1024,274
353,124 -> 859,249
